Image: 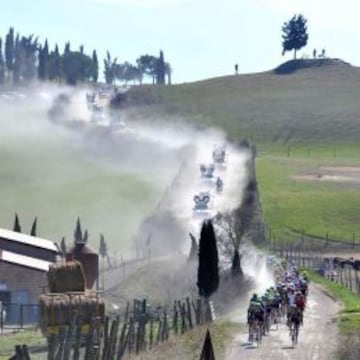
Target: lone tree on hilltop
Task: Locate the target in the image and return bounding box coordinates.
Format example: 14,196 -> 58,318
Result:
282,14 -> 308,59
197,220 -> 219,299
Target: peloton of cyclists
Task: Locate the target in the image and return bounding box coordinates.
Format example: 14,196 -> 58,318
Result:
247,263 -> 310,339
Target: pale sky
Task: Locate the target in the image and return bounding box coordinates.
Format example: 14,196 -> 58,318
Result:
0,0 -> 359,83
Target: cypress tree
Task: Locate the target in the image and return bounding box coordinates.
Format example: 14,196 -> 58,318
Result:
99,234 -> 107,258
74,217 -> 83,244
12,34 -> 20,84
42,39 -> 49,79
30,216 -> 37,236
156,50 -> 166,84
13,213 -> 21,233
38,45 -> 45,80
53,44 -> 61,80
82,229 -> 88,243
0,38 -> 5,84
197,220 -> 219,298
92,50 -> 98,82
64,42 -> 70,54
5,27 -> 14,73
60,237 -> 67,257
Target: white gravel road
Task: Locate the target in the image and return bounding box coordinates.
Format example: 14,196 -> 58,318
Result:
226,284 -> 340,360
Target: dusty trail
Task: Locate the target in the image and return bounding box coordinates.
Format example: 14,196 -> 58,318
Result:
226,284 -> 340,360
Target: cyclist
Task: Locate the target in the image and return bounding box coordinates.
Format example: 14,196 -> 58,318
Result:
287,304 -> 302,327
302,270 -> 310,283
247,293 -> 265,323
247,293 -> 265,341
287,287 -> 296,306
300,277 -> 309,298
295,291 -> 305,325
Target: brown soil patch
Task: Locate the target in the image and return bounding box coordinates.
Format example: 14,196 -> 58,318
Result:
291,166 -> 360,184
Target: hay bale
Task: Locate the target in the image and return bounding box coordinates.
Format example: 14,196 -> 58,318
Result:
47,261 -> 85,293
39,291 -> 105,335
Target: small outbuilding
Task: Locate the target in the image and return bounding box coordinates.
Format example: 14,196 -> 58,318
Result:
66,243 -> 99,290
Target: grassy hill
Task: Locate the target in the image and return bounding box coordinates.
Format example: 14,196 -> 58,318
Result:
128,60 -> 360,148
127,60 -> 360,245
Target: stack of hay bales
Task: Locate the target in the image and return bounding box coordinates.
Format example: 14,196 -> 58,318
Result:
47,261 -> 86,293
39,261 -> 105,335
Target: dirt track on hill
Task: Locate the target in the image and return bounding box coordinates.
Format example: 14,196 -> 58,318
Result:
225,284 -> 340,360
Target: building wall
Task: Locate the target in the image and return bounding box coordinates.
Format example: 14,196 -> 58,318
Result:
0,261 -> 47,303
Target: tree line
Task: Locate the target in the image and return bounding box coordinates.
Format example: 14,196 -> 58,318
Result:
0,27 -> 171,86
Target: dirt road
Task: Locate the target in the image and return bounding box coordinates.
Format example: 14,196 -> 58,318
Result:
226,284 -> 340,360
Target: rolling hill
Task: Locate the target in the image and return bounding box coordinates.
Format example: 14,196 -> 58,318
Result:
127,59 -> 360,149
125,59 -> 360,244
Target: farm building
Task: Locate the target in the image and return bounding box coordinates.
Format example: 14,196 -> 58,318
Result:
0,227 -> 60,262
0,228 -> 61,324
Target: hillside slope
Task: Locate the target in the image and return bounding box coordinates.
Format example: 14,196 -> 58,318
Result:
127,61 -> 360,147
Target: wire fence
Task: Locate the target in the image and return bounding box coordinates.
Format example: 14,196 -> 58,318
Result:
274,247 -> 360,295
0,303 -> 39,332
268,227 -> 360,252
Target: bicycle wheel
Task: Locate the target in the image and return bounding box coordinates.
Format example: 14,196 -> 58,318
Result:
295,324 -> 299,345
257,324 -> 262,346
289,324 -> 295,347
248,323 -> 253,343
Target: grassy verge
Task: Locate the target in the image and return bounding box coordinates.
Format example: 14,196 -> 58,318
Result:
130,320 -> 241,360
0,329 -> 46,360
307,270 -> 360,334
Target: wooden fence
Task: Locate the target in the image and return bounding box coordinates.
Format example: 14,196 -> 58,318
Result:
10,297 -> 213,360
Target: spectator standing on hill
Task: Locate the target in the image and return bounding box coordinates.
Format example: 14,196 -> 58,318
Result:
313,48 -> 317,58
235,63 -> 238,75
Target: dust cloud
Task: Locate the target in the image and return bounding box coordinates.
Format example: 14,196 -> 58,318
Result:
0,84 -> 251,261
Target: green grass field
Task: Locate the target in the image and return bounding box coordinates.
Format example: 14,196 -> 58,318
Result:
0,329 -> 46,360
129,62 -> 360,244
256,155 -> 360,242
0,126 -> 160,253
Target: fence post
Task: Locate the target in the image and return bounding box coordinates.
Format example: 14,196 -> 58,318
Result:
173,301 -> 178,334
186,297 -> 193,329
108,316 -> 120,360
149,319 -> 154,349
0,304 -> 3,334
20,304 -> 23,329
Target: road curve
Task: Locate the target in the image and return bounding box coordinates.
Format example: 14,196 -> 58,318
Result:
226,284 -> 340,360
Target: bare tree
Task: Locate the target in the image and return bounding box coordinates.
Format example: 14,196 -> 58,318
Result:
213,205 -> 253,275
